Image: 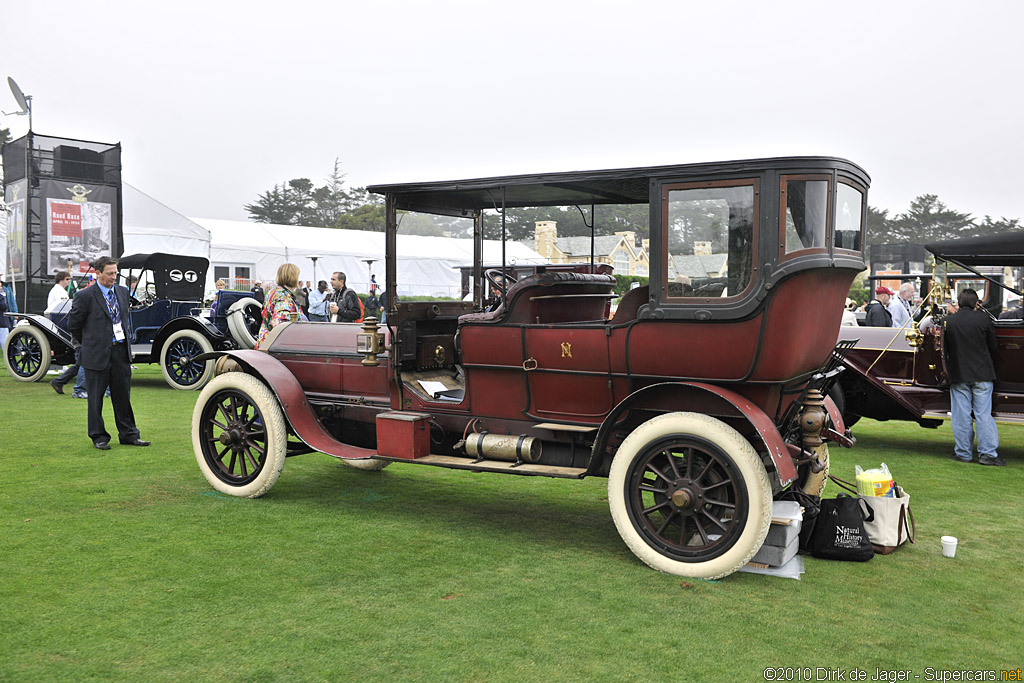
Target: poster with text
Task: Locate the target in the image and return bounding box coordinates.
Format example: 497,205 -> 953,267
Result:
41,180 -> 116,275
3,179 -> 28,278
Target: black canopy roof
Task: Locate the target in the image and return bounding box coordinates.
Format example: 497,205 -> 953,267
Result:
367,156 -> 869,215
117,253 -> 209,301
925,232 -> 1024,267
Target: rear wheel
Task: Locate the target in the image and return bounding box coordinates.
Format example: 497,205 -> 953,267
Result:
340,458 -> 390,471
4,326 -> 52,382
192,373 -> 287,498
608,412 -> 772,579
160,329 -> 215,390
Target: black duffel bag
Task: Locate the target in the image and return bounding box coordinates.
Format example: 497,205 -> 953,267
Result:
810,494 -> 875,561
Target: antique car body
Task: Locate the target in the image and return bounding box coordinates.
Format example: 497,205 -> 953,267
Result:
834,232 -> 1024,428
3,253 -> 262,390
191,157 -> 868,578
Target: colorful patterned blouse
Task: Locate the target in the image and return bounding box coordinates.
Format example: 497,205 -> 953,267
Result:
255,285 -> 308,349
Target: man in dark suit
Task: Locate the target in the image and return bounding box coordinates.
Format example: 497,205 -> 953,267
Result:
68,256 -> 150,451
944,288 -> 1002,465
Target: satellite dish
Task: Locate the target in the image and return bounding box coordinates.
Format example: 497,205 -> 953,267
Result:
8,77 -> 29,113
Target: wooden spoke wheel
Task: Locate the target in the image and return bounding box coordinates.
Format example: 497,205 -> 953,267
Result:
609,412 -> 772,579
192,373 -> 287,498
4,326 -> 51,382
160,329 -> 214,390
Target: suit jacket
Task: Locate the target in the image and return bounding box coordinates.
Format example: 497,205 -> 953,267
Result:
69,284 -> 134,370
944,308 -> 998,384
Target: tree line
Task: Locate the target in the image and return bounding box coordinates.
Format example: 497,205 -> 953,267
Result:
246,161 -> 1021,247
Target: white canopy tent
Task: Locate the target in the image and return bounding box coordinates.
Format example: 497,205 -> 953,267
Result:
122,183 -> 211,258
192,218 -> 546,297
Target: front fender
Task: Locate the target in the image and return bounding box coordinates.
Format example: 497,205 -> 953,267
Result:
590,381 -> 797,486
200,349 -> 375,460
153,316 -> 230,355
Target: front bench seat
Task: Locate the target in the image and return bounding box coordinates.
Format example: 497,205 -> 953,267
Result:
458,272 -> 616,325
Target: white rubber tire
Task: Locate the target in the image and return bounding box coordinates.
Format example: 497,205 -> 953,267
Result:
340,458 -> 390,471
192,373 -> 287,498
4,325 -> 52,382
160,329 -> 215,390
608,412 -> 772,579
227,298 -> 261,349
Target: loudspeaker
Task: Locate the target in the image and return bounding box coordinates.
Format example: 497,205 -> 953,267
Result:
54,145 -> 104,182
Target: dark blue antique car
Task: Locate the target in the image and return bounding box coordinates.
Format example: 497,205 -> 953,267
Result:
3,253 -> 263,390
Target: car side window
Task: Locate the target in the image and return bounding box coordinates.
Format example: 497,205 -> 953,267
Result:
664,180 -> 757,300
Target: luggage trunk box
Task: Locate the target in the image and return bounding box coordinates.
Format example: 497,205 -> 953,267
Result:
376,411 -> 431,459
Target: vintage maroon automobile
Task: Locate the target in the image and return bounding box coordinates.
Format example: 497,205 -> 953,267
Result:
190,157 -> 868,578
834,232 -> 1024,429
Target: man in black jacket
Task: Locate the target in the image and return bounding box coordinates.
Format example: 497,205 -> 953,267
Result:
68,257 -> 149,451
944,288 -> 1002,465
327,271 -> 362,322
864,286 -> 894,327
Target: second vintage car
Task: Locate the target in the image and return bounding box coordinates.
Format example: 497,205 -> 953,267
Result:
3,253 -> 263,390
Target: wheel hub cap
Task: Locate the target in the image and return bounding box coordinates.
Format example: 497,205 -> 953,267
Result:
669,480 -> 702,513
218,427 -> 245,449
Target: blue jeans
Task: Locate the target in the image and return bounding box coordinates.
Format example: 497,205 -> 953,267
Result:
950,381 -> 998,460
307,313 -> 327,322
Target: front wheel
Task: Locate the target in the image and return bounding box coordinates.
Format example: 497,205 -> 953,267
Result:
192,373 -> 288,498
160,329 -> 215,390
4,325 -> 52,382
608,412 -> 772,579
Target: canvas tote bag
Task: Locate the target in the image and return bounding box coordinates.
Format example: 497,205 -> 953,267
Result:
862,485 -> 915,554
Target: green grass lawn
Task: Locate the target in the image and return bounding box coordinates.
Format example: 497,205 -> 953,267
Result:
1,365 -> 1021,681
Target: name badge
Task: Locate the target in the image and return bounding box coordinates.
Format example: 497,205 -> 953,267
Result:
113,322 -> 126,342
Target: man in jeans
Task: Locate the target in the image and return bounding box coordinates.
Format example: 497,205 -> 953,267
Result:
944,288 -> 1003,465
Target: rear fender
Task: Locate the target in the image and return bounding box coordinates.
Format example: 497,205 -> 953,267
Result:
590,381 -> 797,486
7,313 -> 75,350
199,349 -> 375,460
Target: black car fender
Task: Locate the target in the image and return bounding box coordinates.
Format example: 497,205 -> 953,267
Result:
6,313 -> 76,352
151,315 -> 233,357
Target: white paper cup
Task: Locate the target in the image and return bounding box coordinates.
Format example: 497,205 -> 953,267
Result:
941,535 -> 958,558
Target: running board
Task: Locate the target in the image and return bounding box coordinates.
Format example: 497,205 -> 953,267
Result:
922,411 -> 1024,425
374,454 -> 587,479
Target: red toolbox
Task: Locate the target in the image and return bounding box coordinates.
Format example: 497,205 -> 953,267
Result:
375,411 -> 431,459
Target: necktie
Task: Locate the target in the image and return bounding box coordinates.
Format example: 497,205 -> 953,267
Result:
106,289 -> 121,324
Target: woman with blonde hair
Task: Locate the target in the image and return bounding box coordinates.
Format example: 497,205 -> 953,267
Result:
255,263 -> 308,349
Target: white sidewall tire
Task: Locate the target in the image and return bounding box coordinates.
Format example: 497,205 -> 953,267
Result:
608,412 -> 772,579
340,458 -> 390,471
160,329 -> 215,390
227,298 -> 261,349
192,373 -> 288,498
4,326 -> 52,382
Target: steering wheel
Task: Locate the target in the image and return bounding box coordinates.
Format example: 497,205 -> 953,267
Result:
484,268 -> 517,292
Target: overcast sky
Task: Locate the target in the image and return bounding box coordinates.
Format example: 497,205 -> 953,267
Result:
2,0 -> 1022,225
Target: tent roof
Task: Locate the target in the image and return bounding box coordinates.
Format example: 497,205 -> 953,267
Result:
122,183 -> 210,258
191,218 -> 545,265
123,183 -> 210,241
925,231 -> 1024,267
